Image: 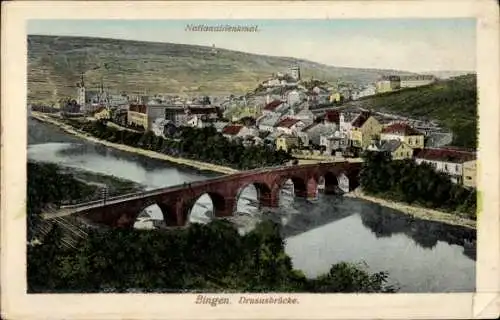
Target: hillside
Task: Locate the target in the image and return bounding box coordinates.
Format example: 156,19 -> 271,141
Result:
28,35 -> 415,103
421,70 -> 474,79
344,74 -> 478,148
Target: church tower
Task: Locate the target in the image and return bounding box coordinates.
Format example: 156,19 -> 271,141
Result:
290,64 -> 301,81
77,73 -> 86,109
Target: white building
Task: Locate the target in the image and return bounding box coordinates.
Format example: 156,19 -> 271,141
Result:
257,113 -> 281,132
302,123 -> 336,146
151,118 -> 170,137
264,79 -> 281,87
222,125 -> 254,140
339,112 -> 359,139
320,131 -> 348,154
400,75 -> 437,88
186,114 -> 203,128
275,118 -> 306,135
287,90 -> 301,106
352,85 -> 376,100
414,148 -> 476,184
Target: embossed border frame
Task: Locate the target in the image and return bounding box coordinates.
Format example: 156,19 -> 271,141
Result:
2,1 -> 499,319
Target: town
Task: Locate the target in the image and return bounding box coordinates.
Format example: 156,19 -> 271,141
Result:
22,16 -> 480,298
32,64 -> 477,189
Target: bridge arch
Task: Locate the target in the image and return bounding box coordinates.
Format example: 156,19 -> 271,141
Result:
185,191 -> 230,224
234,181 -> 273,213
318,171 -> 350,194
133,199 -> 177,229
274,175 -> 308,199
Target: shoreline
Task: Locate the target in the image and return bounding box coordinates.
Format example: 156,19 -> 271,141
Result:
345,188 -> 476,230
30,112 -> 240,175
61,166 -> 146,193
30,112 -> 475,230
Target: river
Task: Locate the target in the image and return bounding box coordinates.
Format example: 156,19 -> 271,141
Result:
27,116 -> 476,293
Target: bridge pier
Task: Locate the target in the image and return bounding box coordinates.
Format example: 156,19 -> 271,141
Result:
214,198 -> 236,218
259,186 -> 281,208
295,189 -> 318,200
158,201 -> 184,226
260,193 -> 279,208
324,184 -> 338,195
294,178 -> 319,199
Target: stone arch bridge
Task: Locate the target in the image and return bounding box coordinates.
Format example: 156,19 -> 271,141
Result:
43,162 -> 362,228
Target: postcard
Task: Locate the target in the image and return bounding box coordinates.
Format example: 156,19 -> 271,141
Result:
1,0 -> 499,319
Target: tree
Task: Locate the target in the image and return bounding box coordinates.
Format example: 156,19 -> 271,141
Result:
359,150 -> 476,217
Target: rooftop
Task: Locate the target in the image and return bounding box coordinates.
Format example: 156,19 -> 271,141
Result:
382,123 -> 423,136
188,106 -> 219,114
324,110 -> 340,124
222,125 -> 244,135
129,104 -> 147,114
302,122 -> 319,132
351,111 -> 372,128
379,75 -> 401,81
400,75 -> 436,81
414,148 -> 476,163
276,118 -> 301,128
264,100 -> 284,111
380,139 -> 403,153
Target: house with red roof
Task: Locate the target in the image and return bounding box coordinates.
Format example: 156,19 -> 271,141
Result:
262,100 -> 285,115
381,122 -> 425,149
350,111 -> 383,149
414,147 -> 477,186
275,118 -> 305,135
222,124 -> 254,141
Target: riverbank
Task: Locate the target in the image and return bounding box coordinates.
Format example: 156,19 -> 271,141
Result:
345,188 -> 476,230
30,112 -> 240,175
59,166 -> 145,196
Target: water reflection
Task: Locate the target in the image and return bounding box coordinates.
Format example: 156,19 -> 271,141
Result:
358,200 -> 476,260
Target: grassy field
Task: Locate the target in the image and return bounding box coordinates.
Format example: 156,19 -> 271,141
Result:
344,74 -> 478,148
28,35 -> 416,103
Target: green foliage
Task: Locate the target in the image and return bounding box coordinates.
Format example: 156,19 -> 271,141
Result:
348,74 -> 478,148
27,162 -> 97,215
64,119 -> 293,170
27,162 -> 98,240
27,219 -> 397,293
360,151 -> 476,218
307,261 -> 396,293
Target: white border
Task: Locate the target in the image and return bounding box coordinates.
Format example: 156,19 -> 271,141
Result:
2,1 -> 499,319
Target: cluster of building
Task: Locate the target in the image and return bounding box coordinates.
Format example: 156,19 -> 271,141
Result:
64,65 -> 474,189
219,104 -> 475,189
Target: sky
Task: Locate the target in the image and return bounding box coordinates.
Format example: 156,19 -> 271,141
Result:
28,19 -> 476,72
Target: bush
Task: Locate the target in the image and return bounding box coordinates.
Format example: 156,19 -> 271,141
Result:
360,151 -> 476,217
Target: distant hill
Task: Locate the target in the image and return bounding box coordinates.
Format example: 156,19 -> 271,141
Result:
344,74 -> 478,148
420,70 -> 475,79
27,35 -> 416,103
